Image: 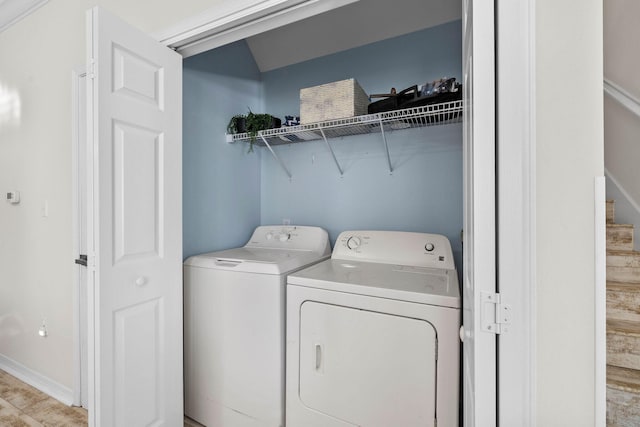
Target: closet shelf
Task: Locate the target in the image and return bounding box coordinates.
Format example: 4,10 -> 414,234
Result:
225,100 -> 463,179
227,101 -> 463,146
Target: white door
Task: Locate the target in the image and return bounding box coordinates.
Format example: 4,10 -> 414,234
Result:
462,0 -> 497,426
86,7 -> 183,426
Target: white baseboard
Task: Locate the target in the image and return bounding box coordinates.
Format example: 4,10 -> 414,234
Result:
0,353 -> 74,406
605,168 -> 640,217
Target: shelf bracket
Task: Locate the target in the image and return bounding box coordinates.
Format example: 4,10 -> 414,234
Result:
260,134 -> 292,180
379,118 -> 393,174
319,127 -> 344,176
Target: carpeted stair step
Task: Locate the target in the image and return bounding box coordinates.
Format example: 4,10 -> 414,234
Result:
607,200 -> 615,224
607,365 -> 640,426
608,319 -> 640,371
607,251 -> 640,284
608,282 -> 640,322
608,224 -> 634,251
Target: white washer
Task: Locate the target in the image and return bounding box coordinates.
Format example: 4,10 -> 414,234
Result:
286,230 -> 460,427
184,225 -> 330,427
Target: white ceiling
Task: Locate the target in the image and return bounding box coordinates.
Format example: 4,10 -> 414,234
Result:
0,0 -> 47,34
246,0 -> 461,72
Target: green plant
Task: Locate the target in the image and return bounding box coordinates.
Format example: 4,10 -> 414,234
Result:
226,114 -> 246,134
245,110 -> 280,152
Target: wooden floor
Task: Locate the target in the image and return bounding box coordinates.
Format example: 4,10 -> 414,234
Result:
0,370 -> 87,426
0,370 -> 203,426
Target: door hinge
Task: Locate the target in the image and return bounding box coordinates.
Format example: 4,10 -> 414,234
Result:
87,59 -> 95,79
481,291 -> 512,334
86,252 -> 96,269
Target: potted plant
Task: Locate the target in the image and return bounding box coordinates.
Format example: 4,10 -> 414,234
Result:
227,114 -> 247,135
227,110 -> 281,152
245,110 -> 281,152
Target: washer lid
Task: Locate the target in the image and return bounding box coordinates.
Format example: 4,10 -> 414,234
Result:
184,247 -> 330,275
288,259 -> 460,308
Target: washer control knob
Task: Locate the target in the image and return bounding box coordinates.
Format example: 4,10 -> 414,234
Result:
278,233 -> 290,242
266,232 -> 274,240
425,243 -> 435,252
347,236 -> 361,250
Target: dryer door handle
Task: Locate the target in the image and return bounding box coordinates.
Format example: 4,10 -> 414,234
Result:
315,343 -> 323,372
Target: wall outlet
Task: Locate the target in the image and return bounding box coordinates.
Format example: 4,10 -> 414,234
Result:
282,218 -> 291,225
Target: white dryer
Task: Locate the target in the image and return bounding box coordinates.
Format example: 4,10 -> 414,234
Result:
286,230 -> 460,427
184,225 -> 330,427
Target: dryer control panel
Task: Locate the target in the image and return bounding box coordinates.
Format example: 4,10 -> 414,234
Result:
333,230 -> 455,270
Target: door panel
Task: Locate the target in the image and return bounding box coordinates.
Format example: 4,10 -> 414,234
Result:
86,7 -> 182,426
112,121 -> 162,261
462,0 -> 497,426
299,302 -> 437,427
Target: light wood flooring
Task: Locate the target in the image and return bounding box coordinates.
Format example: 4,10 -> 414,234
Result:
0,369 -> 203,426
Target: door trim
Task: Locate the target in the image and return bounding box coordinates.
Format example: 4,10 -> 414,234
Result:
496,0 -> 536,425
153,0 -> 359,57
71,66 -> 86,408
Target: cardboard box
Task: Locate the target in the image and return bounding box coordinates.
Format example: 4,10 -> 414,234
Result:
300,78 -> 369,124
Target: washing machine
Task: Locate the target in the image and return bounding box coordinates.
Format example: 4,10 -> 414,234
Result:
286,230 -> 460,427
184,225 -> 331,427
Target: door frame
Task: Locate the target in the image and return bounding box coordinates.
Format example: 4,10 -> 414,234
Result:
73,0 -> 538,424
71,66 -> 88,408
495,1 -> 536,425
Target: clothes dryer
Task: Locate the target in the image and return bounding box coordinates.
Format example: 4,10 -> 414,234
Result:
184,225 -> 330,427
286,230 -> 460,427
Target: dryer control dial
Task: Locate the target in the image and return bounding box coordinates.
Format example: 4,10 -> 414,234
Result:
265,232 -> 274,240
346,236 -> 362,250
425,243 -> 435,252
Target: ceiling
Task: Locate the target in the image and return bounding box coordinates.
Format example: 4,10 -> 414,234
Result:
245,0 -> 461,72
0,0 -> 47,34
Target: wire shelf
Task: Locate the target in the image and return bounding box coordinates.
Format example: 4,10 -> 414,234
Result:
224,100 -> 463,179
227,100 -> 463,146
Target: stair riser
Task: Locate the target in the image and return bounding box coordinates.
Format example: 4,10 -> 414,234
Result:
608,387 -> 640,427
608,227 -> 634,251
608,253 -> 640,268
608,266 -> 640,284
608,288 -> 640,322
607,201 -> 615,224
608,333 -> 640,370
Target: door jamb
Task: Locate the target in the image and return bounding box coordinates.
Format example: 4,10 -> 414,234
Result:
496,0 -> 536,425
71,66 -> 86,408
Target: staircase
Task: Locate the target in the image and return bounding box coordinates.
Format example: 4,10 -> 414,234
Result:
606,200 -> 640,426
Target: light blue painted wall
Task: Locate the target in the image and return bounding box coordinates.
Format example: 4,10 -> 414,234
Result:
182,22 -> 463,271
183,41 -> 263,259
260,21 -> 463,270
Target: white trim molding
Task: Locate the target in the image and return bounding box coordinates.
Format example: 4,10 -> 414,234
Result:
0,0 -> 48,33
0,353 -> 74,406
497,0 -> 536,425
604,78 -> 640,120
153,0 -> 358,57
594,176 -> 607,426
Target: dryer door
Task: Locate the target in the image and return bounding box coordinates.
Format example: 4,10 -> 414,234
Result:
299,301 -> 437,427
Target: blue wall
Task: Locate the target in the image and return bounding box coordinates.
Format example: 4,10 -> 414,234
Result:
260,21 -> 463,269
183,41 -> 263,259
183,21 -> 463,270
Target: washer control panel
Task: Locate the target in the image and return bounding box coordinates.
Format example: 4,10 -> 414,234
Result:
334,230 -> 454,270
247,225 -> 331,254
